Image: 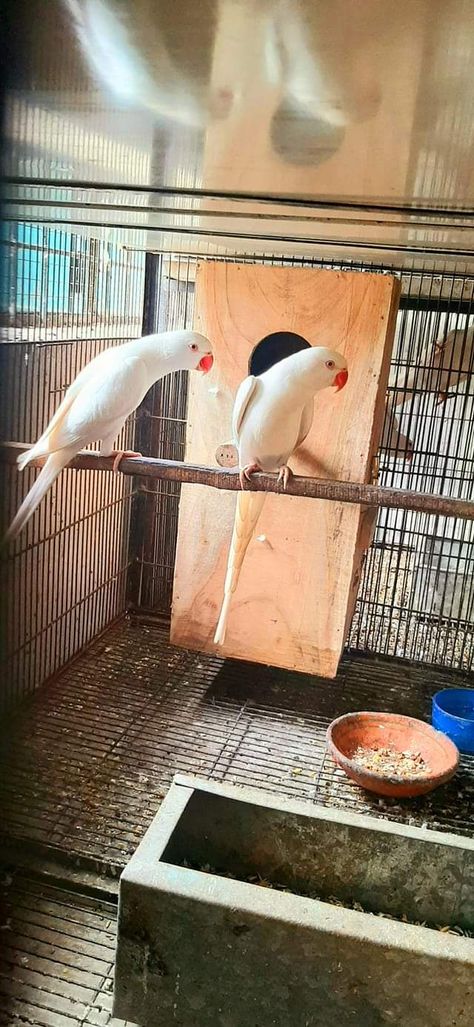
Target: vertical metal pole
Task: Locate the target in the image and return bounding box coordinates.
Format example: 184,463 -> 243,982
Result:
126,252 -> 162,609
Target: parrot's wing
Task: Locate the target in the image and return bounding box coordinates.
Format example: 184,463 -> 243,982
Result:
48,355 -> 149,453
232,375 -> 259,442
295,399 -> 314,449
17,360 -> 103,469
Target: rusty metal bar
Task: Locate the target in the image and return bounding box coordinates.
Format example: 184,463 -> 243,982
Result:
3,441 -> 474,520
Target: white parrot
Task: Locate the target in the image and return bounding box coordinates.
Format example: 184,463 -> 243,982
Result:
381,403 -> 414,462
391,325 -> 474,408
4,330 -> 213,543
381,325 -> 473,462
214,346 -> 348,646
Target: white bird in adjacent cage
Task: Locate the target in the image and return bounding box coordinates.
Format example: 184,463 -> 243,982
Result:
214,346 -> 348,646
391,325 -> 474,409
383,324 -> 474,461
4,330 -> 213,543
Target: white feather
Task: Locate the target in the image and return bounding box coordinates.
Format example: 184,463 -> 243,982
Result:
214,346 -> 348,645
5,330 -> 212,543
392,326 -> 474,407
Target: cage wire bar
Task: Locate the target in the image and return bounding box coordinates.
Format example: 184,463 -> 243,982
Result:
1,234 -> 474,715
129,252 -> 474,673
0,223 -> 146,711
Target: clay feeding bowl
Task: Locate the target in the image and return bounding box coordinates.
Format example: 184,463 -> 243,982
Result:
326,712 -> 459,798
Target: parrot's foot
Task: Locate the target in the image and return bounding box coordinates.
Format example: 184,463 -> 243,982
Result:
111,450 -> 142,473
239,462 -> 262,489
436,391 -> 456,406
277,464 -> 292,489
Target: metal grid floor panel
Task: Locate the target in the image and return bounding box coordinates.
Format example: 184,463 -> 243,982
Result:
1,621 -> 473,879
0,875 -> 133,1027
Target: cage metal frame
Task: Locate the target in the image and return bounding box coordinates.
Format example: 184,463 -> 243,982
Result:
1,232 -> 474,715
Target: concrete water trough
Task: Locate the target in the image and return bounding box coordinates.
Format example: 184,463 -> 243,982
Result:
114,774 -> 474,1027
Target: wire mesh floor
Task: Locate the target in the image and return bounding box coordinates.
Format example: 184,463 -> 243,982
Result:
0,872 -> 132,1027
1,620 -> 474,880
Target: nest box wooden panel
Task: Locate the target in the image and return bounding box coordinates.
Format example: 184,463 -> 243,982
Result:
171,262 -> 400,677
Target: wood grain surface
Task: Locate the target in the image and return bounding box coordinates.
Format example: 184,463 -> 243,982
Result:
171,262 -> 400,676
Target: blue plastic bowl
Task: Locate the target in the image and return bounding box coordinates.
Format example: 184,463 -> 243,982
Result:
432,689 -> 474,754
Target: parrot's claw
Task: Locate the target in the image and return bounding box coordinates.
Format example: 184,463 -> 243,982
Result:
239,462 -> 262,489
111,449 -> 142,474
437,391 -> 456,406
277,465 -> 292,489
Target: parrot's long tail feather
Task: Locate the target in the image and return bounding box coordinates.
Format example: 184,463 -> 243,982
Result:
4,451 -> 67,543
214,490 -> 266,645
17,388 -> 77,472
17,441 -> 48,471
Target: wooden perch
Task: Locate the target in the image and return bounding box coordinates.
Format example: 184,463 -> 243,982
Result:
2,441 -> 473,521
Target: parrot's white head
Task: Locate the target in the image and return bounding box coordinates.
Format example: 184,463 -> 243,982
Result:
307,346 -> 348,392
165,331 -> 214,374
279,345 -> 348,396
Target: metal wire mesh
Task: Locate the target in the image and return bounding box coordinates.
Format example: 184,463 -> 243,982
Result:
2,236 -> 473,719
0,622 -> 472,1022
132,254 -> 474,672
0,874 -> 130,1027
0,223 -> 146,711
0,622 -> 472,881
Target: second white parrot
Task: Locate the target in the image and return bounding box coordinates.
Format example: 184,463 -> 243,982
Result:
382,325 -> 473,461
4,330 -> 213,543
214,345 -> 348,645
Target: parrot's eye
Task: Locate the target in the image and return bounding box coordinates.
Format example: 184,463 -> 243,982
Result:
190,343 -> 198,352
325,359 -> 335,369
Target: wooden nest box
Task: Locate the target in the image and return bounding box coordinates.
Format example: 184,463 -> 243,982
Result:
171,262 -> 400,678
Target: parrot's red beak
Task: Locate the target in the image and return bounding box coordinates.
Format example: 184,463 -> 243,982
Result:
334,368 -> 348,391
198,354 -> 213,374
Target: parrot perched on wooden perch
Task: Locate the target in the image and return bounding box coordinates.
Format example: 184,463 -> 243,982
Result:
4,330 -> 213,543
214,346 -> 348,646
382,325 -> 473,462
392,326 -> 474,409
